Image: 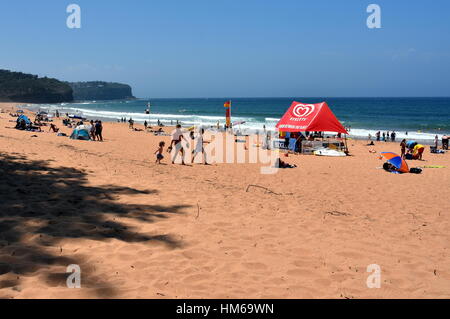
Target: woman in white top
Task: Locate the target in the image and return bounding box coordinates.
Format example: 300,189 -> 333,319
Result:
192,128 -> 208,165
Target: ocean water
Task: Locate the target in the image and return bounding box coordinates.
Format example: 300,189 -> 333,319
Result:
28,97 -> 450,141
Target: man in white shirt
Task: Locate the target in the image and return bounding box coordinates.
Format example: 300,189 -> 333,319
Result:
170,124 -> 188,165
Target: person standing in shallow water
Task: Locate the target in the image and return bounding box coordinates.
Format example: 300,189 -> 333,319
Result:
391,131 -> 396,142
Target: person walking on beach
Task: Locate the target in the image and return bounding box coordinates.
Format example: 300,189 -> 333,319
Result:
382,132 -> 386,142
192,128 -> 208,165
155,141 -> 165,164
95,120 -> 103,142
170,124 -> 188,165
435,135 -> 439,149
376,131 -> 380,141
400,139 -> 407,159
144,120 -> 148,130
129,118 -> 134,129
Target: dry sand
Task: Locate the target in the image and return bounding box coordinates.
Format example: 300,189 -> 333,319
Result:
0,102 -> 449,299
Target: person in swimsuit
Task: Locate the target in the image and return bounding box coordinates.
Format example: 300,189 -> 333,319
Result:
400,139 -> 406,159
49,123 -> 59,133
155,141 -> 165,164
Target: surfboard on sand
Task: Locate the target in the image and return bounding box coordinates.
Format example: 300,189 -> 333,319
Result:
313,149 -> 347,157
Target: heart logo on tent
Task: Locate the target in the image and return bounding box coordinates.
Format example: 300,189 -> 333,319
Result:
292,104 -> 315,117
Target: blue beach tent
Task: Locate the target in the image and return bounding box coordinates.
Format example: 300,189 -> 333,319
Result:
18,114 -> 31,125
70,128 -> 91,140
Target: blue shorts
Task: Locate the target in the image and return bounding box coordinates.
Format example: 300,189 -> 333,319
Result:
157,153 -> 164,160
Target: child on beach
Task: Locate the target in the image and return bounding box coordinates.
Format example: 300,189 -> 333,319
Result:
155,141 -> 165,164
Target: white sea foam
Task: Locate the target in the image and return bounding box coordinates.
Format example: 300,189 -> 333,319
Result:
31,104 -> 442,142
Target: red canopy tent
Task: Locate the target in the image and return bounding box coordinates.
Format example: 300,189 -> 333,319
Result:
276,101 -> 348,134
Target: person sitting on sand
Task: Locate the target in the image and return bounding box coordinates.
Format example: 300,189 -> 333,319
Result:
49,123 -> 59,133
155,141 -> 165,164
169,124 -> 188,165
383,162 -> 402,174
275,158 -> 297,169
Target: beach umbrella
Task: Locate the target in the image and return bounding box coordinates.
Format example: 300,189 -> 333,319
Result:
381,152 -> 409,173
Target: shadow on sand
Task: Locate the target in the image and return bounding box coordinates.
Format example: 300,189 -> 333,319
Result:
0,152 -> 191,297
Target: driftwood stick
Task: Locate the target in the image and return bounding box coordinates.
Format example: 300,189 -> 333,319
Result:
195,203 -> 200,219
246,184 -> 282,195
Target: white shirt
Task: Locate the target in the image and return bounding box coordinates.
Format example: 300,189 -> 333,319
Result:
171,128 -> 183,142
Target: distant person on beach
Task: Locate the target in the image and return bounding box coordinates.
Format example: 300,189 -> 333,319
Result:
170,124 -> 188,165
144,121 -> 148,130
400,139 -> 407,159
442,135 -> 449,150
90,120 -> 96,140
376,131 -> 380,141
129,118 -> 134,129
155,141 -> 165,164
382,132 -> 386,142
435,135 -> 439,149
95,120 -> 103,141
391,131 -> 396,142
49,123 -> 59,133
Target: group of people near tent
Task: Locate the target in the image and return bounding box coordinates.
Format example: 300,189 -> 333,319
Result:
69,120 -> 103,141
15,114 -> 43,132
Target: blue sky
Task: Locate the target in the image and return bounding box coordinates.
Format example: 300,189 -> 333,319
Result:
1,0 -> 449,98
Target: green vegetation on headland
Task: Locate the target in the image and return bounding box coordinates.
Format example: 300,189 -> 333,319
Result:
68,81 -> 135,101
0,69 -> 73,103
0,69 -> 135,103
